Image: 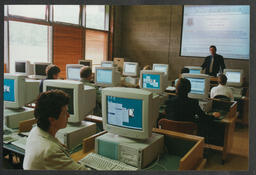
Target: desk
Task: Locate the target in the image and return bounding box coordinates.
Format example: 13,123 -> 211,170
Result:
71,128 -> 206,170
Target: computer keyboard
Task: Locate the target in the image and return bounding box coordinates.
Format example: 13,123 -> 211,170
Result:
79,152 -> 138,171
11,137 -> 27,150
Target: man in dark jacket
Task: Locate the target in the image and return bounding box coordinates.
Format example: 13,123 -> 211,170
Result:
201,45 -> 226,77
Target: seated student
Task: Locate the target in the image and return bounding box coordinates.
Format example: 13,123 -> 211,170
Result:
80,66 -> 102,116
174,67 -> 189,86
23,90 -> 87,170
210,74 -> 234,101
142,65 -> 151,70
39,65 -> 60,93
165,78 -> 220,123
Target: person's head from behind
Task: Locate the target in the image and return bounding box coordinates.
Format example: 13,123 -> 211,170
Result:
143,65 -> 151,70
218,74 -> 227,85
209,45 -> 217,56
176,78 -> 191,98
181,68 -> 189,74
34,90 -> 70,134
46,65 -> 60,79
80,66 -> 92,81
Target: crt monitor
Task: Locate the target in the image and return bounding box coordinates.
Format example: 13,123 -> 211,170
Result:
101,61 -> 114,68
122,62 -> 139,77
102,87 -> 154,139
224,69 -> 244,87
43,80 -> 96,123
95,67 -> 121,87
79,60 -> 92,67
66,64 -> 84,81
15,60 -> 32,75
4,73 -> 40,109
34,62 -> 51,77
152,64 -> 169,76
182,73 -> 210,99
139,70 -> 167,93
184,66 -> 202,74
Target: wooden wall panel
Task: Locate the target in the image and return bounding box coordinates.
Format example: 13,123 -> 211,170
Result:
85,29 -> 108,65
53,24 -> 84,79
4,64 -> 6,73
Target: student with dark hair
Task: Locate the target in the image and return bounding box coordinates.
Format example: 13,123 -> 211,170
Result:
39,64 -> 61,93
23,90 -> 87,170
80,66 -> 102,116
165,78 -> 220,122
174,67 -> 190,86
201,45 -> 226,77
210,74 -> 234,101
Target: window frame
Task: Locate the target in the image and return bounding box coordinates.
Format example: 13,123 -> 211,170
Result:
4,5 -> 113,73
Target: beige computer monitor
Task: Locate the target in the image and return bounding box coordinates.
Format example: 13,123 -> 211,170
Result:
43,80 -> 96,123
139,70 -> 168,94
182,73 -> 210,99
123,62 -> 139,77
95,67 -> 121,87
102,87 -> 153,139
224,69 -> 244,87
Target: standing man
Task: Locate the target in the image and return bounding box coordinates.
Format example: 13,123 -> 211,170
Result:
201,45 -> 226,77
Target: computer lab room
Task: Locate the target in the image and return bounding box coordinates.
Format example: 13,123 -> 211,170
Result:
3,5 -> 249,171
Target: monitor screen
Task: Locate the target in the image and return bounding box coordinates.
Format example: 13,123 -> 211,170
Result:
80,61 -> 91,66
4,79 -> 15,102
15,62 -> 26,73
154,65 -> 168,73
46,86 -> 74,115
35,64 -> 48,76
96,69 -> 112,84
67,67 -> 81,80
124,63 -> 137,73
107,96 -> 143,130
225,72 -> 241,83
102,63 -> 113,68
187,78 -> 205,95
142,74 -> 160,89
189,69 -> 201,74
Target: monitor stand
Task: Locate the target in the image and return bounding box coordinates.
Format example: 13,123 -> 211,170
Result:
4,107 -> 35,129
55,121 -> 97,150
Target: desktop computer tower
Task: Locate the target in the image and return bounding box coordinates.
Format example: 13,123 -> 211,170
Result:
4,107 -> 35,129
56,121 -> 96,150
95,132 -> 164,169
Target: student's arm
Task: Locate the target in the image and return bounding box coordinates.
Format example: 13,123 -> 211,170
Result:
44,146 -> 88,170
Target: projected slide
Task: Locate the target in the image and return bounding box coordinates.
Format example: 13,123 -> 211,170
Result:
181,5 -> 250,59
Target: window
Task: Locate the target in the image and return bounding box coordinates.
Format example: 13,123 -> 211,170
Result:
85,29 -> 108,72
9,5 -> 46,20
86,5 -> 108,30
9,21 -> 49,73
4,21 -> 8,66
53,5 -> 80,24
4,5 -> 7,16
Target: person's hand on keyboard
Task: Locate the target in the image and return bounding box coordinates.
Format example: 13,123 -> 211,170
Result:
212,112 -> 221,118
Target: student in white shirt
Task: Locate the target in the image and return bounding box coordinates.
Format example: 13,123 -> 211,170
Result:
210,74 -> 234,101
23,90 -> 88,170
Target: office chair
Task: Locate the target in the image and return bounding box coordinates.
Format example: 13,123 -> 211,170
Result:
158,118 -> 198,135
213,95 -> 231,101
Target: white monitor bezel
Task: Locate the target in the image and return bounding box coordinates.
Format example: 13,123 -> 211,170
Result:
181,73 -> 210,99
152,64 -> 169,75
102,87 -> 153,139
33,62 -> 51,77
101,61 -> 114,68
122,62 -> 139,77
66,64 -> 84,81
15,60 -> 32,76
139,70 -> 166,93
184,66 -> 203,74
223,69 -> 244,87
95,67 -> 116,87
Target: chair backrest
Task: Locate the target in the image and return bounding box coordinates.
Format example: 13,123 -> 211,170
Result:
158,118 -> 197,135
213,95 -> 231,101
